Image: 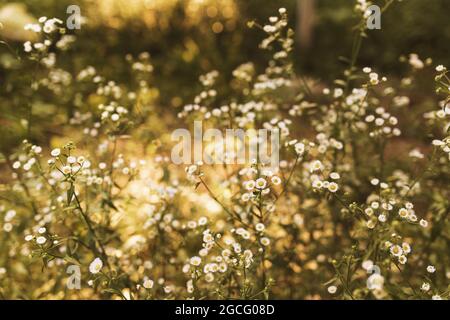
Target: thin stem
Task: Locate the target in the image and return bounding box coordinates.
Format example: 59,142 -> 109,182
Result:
73,191 -> 111,270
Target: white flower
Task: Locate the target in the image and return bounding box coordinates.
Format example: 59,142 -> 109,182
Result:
143,279 -> 154,289
401,242 -> 411,254
255,178 -> 267,189
409,149 -> 424,159
62,166 -> 71,175
419,219 -> 428,228
371,202 -> 379,209
312,179 -> 323,189
390,245 -> 403,257
260,237 -> 270,246
38,227 -> 46,234
310,160 -> 323,172
255,223 -> 265,232
3,223 -> 12,232
89,258 -> 103,274
378,214 -> 386,223
244,180 -> 255,191
398,208 -> 408,218
432,295 -> 442,300
36,236 -> 46,245
111,113 -> 120,121
271,176 -> 281,185
24,41 -> 32,52
329,172 -> 340,180
421,282 -> 430,292
51,148 -> 61,157
435,65 -> 446,72
426,265 -> 436,273
327,182 -> 339,193
12,161 -> 21,169
362,260 -> 373,271
398,255 -> 407,264
327,285 -> 337,294
432,139 -> 445,146
190,256 -> 201,266
294,142 -> 305,155
25,235 -> 34,242
241,193 -> 251,201
67,156 -> 76,164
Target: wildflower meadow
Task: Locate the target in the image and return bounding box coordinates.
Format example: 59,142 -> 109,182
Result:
0,0 -> 449,301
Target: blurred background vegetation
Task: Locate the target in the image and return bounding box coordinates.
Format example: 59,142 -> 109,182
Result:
0,0 -> 449,153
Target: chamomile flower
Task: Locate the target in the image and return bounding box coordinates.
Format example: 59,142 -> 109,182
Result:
244,180 -> 256,191
255,223 -> 265,232
398,208 -> 408,218
260,237 -> 270,246
401,242 -> 411,254
271,175 -> 281,185
51,148 -> 61,157
398,255 -> 407,264
390,245 -> 403,257
310,160 -> 323,172
255,178 -> 267,189
327,182 -> 339,193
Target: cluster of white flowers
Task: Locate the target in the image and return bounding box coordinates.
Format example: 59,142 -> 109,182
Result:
23,17 -> 64,55
232,62 -> 254,83
386,240 -> 411,265
99,102 -> 129,122
126,52 -> 154,73
39,68 -> 72,94
2,209 -> 16,233
408,53 -> 425,70
77,65 -> 97,81
96,81 -> 123,99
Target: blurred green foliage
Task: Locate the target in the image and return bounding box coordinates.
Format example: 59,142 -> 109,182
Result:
0,0 -> 449,150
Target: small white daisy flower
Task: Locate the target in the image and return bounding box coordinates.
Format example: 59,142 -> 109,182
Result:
89,258 -> 103,274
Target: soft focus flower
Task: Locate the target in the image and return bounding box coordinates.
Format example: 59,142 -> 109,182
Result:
89,258 -> 103,274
